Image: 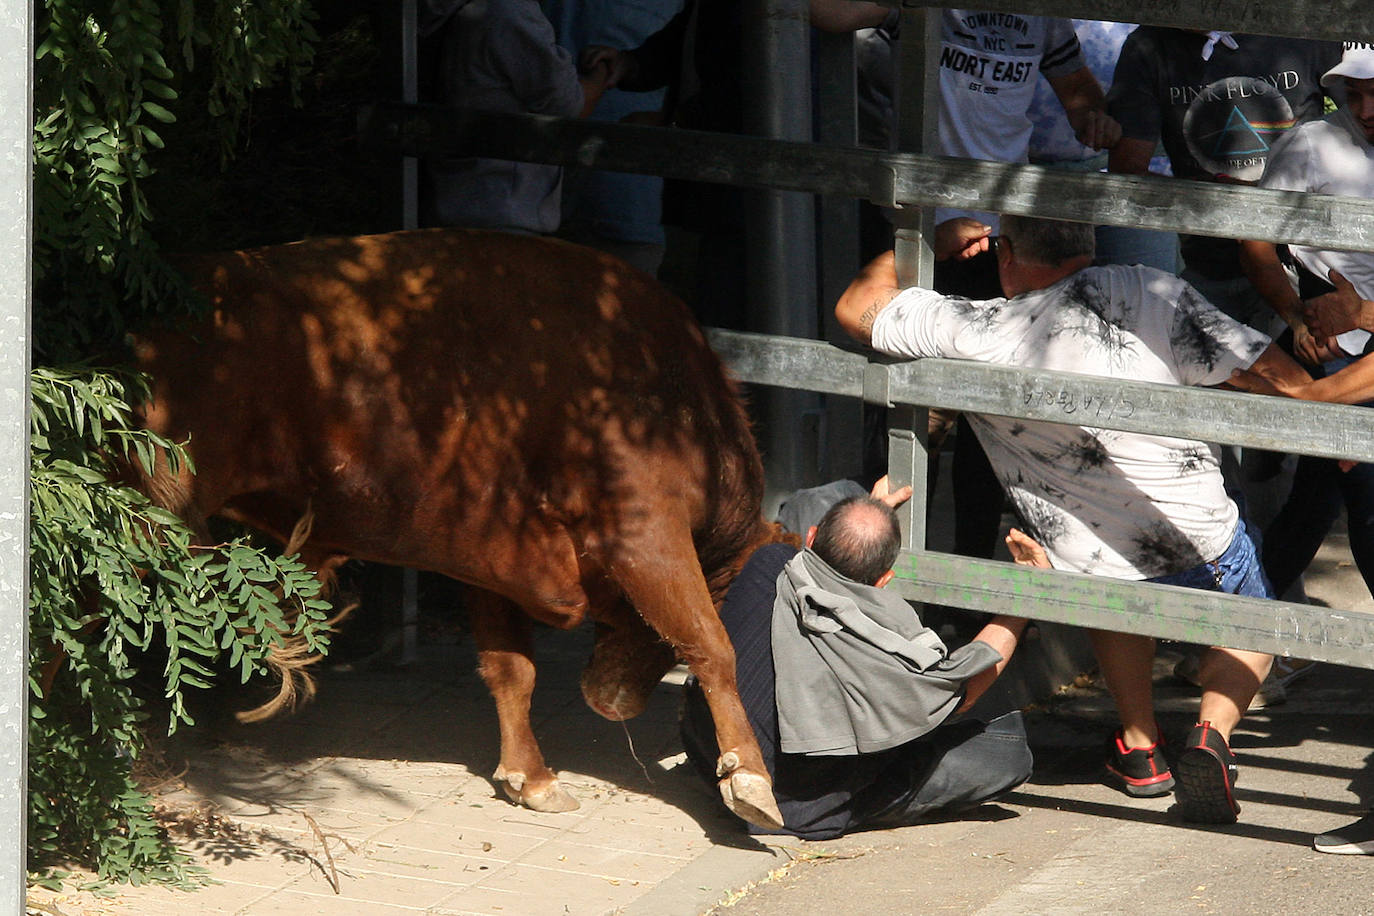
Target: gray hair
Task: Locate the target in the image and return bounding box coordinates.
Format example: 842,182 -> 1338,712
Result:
810,496 -> 902,584
1000,214 -> 1095,266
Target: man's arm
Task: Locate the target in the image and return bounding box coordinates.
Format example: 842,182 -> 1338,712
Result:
957,617 -> 1030,712
836,250 -> 902,345
1107,136 -> 1156,175
1233,353 -> 1374,406
808,0 -> 888,32
1238,240 -> 1335,366
1219,341 -> 1312,392
1047,67 -> 1121,151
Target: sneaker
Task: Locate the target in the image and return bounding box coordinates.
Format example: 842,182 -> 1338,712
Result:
1104,728 -> 1175,797
1314,814 -> 1374,855
1174,721 -> 1241,823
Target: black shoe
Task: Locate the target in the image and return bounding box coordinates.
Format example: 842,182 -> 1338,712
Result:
1314,814 -> 1374,854
1103,728 -> 1175,798
1175,721 -> 1240,823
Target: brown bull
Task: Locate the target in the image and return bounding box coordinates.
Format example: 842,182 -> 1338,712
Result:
132,228 -> 786,829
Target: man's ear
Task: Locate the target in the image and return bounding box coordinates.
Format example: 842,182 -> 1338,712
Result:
805,526 -> 817,548
875,569 -> 895,588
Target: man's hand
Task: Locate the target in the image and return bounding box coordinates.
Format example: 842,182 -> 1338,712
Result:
1005,528 -> 1050,569
869,475 -> 913,510
1305,269 -> 1373,339
1069,107 -> 1122,151
934,218 -> 992,261
1290,322 -> 1341,367
579,45 -> 636,88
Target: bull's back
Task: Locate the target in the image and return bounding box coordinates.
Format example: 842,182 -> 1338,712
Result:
138,229 -> 766,578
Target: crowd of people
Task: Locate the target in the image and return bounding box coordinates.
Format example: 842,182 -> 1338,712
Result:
415,2 -> 1374,856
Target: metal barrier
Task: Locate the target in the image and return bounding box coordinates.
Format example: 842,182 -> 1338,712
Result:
359,1 -> 1374,670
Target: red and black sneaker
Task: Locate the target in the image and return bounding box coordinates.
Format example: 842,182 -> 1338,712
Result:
1175,721 -> 1241,824
1104,728 -> 1175,797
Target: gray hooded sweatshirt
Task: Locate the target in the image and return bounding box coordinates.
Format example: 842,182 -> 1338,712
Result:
772,549 -> 1002,756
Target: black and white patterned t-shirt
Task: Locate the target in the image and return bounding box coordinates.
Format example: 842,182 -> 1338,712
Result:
871,264 -> 1271,579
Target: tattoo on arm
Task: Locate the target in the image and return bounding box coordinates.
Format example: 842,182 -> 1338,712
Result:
858,299 -> 882,335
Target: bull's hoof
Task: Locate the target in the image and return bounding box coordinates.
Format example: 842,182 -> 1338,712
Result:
493,765 -> 581,814
718,770 -> 784,831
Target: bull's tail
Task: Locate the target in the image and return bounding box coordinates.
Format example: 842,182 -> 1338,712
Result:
235,508 -> 354,724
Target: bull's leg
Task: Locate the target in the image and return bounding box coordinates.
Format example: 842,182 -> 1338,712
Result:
467,587 -> 579,814
609,521 -> 783,831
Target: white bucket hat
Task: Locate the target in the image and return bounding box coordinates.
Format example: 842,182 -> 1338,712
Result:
1321,42 -> 1374,88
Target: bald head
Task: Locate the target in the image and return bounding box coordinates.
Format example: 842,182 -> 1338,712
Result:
810,496 -> 902,585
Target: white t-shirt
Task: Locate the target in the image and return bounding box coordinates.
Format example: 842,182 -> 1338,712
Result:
937,10 -> 1084,227
871,265 -> 1272,579
1259,107 -> 1374,355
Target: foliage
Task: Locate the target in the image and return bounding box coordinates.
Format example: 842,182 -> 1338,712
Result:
29,0 -> 334,886
33,0 -> 318,363
28,370 -> 332,883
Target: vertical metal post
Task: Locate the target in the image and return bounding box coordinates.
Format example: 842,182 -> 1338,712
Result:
815,31 -> 864,482
401,0 -> 420,232
400,0 -> 420,664
742,0 -> 822,513
888,7 -> 942,550
0,0 -> 30,905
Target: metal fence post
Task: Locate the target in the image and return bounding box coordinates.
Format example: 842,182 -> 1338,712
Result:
400,0 -> 420,665
743,0 -> 823,512
0,0 -> 31,905
888,7 -> 942,550
815,30 -> 866,483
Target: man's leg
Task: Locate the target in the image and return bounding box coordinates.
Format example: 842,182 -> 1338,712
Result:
1177,520 -> 1273,823
1089,630 -> 1158,748
1195,646 -> 1272,741
1091,630 -> 1175,797
860,711 -> 1032,828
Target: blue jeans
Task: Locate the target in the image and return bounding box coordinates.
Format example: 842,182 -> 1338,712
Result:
860,711 -> 1033,828
1147,519 -> 1273,599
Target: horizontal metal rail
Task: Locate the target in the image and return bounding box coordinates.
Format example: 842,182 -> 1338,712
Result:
360,106 -> 1374,253
884,0 -> 1374,44
887,553 -> 1374,670
709,329 -> 1374,463
711,329 -> 1374,666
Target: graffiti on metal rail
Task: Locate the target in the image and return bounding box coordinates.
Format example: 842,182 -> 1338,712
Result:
1022,385 -> 1134,421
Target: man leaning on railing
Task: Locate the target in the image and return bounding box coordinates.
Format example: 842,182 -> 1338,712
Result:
835,214 -> 1308,824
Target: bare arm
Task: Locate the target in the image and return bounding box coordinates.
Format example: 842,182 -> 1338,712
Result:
1107,136 -> 1156,175
957,616 -> 1030,712
835,250 -> 902,345
1047,67 -> 1121,151
1238,240 -> 1334,366
1221,341 -> 1312,392
1233,353 -> 1374,406
577,60 -> 613,117
808,0 -> 889,32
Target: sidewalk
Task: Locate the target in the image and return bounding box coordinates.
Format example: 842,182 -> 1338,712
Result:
27,621 -> 793,916
27,530 -> 1374,915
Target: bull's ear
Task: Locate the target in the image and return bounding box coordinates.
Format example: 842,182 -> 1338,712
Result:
875,569 -> 895,588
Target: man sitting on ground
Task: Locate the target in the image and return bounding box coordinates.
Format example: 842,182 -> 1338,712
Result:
680,482 -> 1033,840
835,215 -> 1311,823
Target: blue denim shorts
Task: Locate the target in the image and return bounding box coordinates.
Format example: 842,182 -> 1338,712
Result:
1145,520 -> 1273,599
